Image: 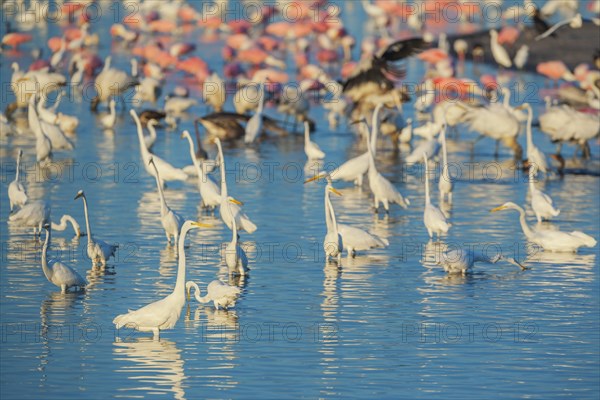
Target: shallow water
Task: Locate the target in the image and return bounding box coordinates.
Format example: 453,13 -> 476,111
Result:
1,1 -> 599,399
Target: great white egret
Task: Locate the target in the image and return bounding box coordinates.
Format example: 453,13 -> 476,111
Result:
131,109 -> 187,186
144,119 -> 158,150
244,79 -> 265,144
439,248 -> 526,275
41,224 -> 87,292
528,168 -> 560,223
100,99 -> 117,129
322,182 -> 343,262
305,174 -> 388,257
149,157 -> 183,246
304,121 -> 326,160
113,221 -> 210,338
181,130 -> 221,210
51,215 -> 83,237
8,149 -> 28,211
518,103 -> 549,174
490,29 -> 512,68
74,190 -> 118,265
423,152 -> 450,238
186,280 -> 241,310
28,95 -> 52,163
367,104 -> 409,212
91,56 -> 138,111
8,200 -> 50,235
214,138 -> 257,233
224,197 -> 249,275
491,202 -> 597,252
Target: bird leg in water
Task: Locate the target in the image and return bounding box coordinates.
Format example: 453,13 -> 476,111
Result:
494,140 -> 500,159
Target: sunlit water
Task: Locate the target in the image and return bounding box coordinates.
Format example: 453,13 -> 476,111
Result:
1,1 -> 599,399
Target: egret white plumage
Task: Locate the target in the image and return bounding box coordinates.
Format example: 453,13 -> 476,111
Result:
131,109 -> 188,186
8,201 -> 50,235
100,99 -> 117,129
144,119 -> 158,150
491,202 -> 596,252
519,103 -> 549,175
8,149 -> 28,211
149,157 -> 183,246
215,138 -> 257,233
181,130 -> 221,210
41,224 -> 87,293
113,221 -> 209,338
438,123 -> 453,203
423,152 -> 450,238
304,121 -> 326,160
75,190 -> 118,266
490,29 -> 512,68
367,106 -> 410,212
439,248 -> 526,275
398,118 -> 413,144
28,95 -> 52,163
224,197 -> 249,276
50,215 -> 83,237
186,280 -> 241,310
92,56 -> 138,111
306,174 -> 389,257
528,169 -> 560,223
244,80 -> 265,144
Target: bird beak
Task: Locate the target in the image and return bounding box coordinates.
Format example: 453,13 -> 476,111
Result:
304,174 -> 322,184
180,133 -> 185,139
186,288 -> 190,302
228,198 -> 243,205
329,187 -> 343,196
191,222 -> 214,228
490,206 -> 505,212
74,192 -> 83,200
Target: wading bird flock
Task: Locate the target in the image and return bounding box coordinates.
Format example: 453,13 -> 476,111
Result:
2,0 -> 599,339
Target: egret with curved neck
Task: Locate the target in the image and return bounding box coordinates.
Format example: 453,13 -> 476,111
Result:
186,280 -> 241,310
181,130 -> 221,210
491,202 -> 596,252
114,221 -> 210,338
225,197 -> 249,275
8,149 -> 28,211
41,224 -> 87,293
149,157 -> 183,246
423,152 -> 450,239
74,190 -> 118,265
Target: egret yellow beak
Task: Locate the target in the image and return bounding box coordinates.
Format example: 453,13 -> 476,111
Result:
490,205 -> 506,212
228,198 -> 243,205
186,288 -> 190,301
329,187 -> 343,196
304,175 -> 320,184
191,222 -> 214,228
180,133 -> 185,139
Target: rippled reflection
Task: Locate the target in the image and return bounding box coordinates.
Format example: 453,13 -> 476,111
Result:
113,338 -> 186,400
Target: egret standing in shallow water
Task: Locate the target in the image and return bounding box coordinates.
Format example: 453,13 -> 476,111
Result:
75,190 -> 118,266
304,121 -> 326,160
113,221 -> 210,338
528,168 -> 560,223
186,280 -> 241,310
491,202 -> 596,252
40,224 -> 87,293
181,130 -> 221,210
149,157 -> 183,246
439,248 -> 526,275
224,197 -> 249,276
305,174 -> 388,258
519,103 -> 549,175
8,149 -> 28,211
423,152 -> 450,239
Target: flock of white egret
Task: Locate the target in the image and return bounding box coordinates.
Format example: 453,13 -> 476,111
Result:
3,0 -> 600,340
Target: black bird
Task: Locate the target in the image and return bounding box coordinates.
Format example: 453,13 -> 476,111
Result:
342,37 -> 430,104
197,112 -> 290,142
139,109 -> 166,126
533,7 -> 556,37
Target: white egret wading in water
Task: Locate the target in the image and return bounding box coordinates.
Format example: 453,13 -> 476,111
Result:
491,202 -> 596,252
306,174 -> 388,257
75,190 -> 118,266
186,280 -> 241,310
181,130 -> 221,210
304,121 -> 326,160
423,152 -> 450,239
367,104 -> 410,212
519,103 -> 549,175
224,197 -> 249,275
149,157 -> 183,246
113,221 -> 210,338
8,149 -> 28,211
215,138 -> 257,233
528,168 -> 559,223
41,224 -> 87,293
440,248 -> 526,275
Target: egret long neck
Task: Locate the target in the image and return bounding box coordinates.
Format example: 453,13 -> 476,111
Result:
41,228 -> 53,281
324,188 -> 333,232
174,224 -> 191,298
525,106 -> 533,148
15,151 -> 21,182
81,195 -> 93,241
133,113 -> 149,160
229,203 -> 238,245
184,134 -> 205,181
151,161 -> 168,215
326,189 -> 338,235
192,282 -> 210,303
516,206 -> 534,239
217,142 -> 228,197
